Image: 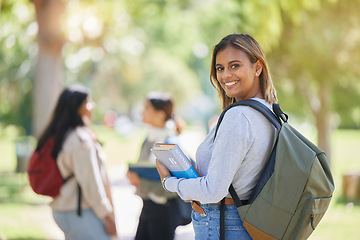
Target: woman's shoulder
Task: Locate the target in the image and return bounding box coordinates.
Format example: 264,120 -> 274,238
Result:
63,127 -> 93,149
220,99 -> 272,132
223,105 -> 251,121
75,126 -> 93,141
225,99 -> 271,119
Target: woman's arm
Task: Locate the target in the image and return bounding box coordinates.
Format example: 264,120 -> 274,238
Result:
71,137 -> 113,219
160,109 -> 253,203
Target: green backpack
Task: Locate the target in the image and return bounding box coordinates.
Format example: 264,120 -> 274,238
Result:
216,99 -> 335,240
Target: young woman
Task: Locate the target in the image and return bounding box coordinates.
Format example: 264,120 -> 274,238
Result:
126,92 -> 187,240
156,33 -> 278,239
36,84 -> 116,240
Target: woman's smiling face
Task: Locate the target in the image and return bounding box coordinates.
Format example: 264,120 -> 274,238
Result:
215,46 -> 263,102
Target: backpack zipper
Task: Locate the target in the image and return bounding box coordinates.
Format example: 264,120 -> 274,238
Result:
310,214 -> 315,230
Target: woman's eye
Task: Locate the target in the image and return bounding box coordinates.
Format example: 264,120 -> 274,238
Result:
216,67 -> 224,71
231,64 -> 239,69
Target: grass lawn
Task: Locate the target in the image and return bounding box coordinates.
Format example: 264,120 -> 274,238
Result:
0,171 -> 54,239
0,125 -> 360,239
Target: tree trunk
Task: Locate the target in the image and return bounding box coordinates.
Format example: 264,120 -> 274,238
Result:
315,106 -> 332,162
299,76 -> 332,164
314,83 -> 332,164
31,0 -> 65,138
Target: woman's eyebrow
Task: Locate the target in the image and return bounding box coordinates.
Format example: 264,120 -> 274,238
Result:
229,60 -> 241,64
216,59 -> 241,66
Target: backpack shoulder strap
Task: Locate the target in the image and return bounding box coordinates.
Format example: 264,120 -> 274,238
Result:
272,102 -> 288,123
214,99 -> 283,141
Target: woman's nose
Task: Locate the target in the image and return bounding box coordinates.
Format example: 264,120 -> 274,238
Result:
223,69 -> 233,78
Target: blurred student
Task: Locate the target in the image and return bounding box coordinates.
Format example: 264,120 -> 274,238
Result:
36,84 -> 117,240
126,92 -> 188,240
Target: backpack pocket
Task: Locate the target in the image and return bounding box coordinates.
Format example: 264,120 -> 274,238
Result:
309,196 -> 332,230
284,196 -> 332,240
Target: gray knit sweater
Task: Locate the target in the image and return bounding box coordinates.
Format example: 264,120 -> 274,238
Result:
165,98 -> 276,204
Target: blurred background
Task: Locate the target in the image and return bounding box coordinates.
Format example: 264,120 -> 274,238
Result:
1,0 -> 360,239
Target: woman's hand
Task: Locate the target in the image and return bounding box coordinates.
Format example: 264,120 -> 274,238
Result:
156,159 -> 171,180
126,170 -> 140,186
104,212 -> 117,236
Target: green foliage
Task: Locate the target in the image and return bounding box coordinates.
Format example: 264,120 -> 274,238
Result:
269,0 -> 360,128
0,124 -> 27,172
0,0 -> 36,134
60,0 -> 206,118
1,0 -> 360,132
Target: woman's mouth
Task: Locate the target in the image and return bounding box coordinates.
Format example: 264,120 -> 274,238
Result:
224,81 -> 238,86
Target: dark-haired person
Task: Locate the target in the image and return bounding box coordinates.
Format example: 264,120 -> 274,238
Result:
156,33 -> 278,239
35,84 -> 117,240
126,92 -> 187,240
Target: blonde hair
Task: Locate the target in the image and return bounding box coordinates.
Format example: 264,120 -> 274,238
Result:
210,33 -> 277,110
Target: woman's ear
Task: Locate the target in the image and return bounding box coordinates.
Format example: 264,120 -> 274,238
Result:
255,60 -> 263,76
152,109 -> 167,127
158,110 -> 167,123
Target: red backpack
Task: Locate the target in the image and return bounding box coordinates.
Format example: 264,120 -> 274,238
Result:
27,136 -> 70,198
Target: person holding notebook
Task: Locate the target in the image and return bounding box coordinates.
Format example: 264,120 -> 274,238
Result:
156,33 -> 278,240
126,92 -> 189,240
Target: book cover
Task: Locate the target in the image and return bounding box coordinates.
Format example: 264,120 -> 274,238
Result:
151,143 -> 200,179
128,162 -> 160,180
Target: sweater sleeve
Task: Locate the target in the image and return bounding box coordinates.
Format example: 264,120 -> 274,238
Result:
165,108 -> 254,204
71,138 -> 113,219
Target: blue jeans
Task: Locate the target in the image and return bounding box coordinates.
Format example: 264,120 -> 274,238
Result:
53,209 -> 112,240
192,204 -> 252,240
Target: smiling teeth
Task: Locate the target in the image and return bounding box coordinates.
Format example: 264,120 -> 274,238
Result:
225,81 -> 237,86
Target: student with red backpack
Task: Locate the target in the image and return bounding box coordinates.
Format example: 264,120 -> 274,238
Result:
29,84 -> 117,239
